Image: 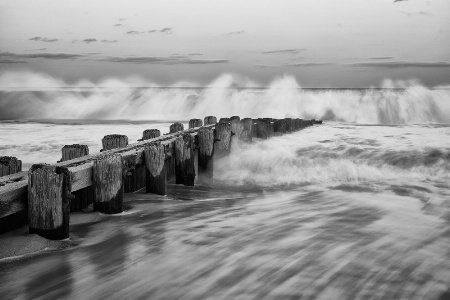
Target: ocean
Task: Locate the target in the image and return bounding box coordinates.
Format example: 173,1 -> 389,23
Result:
0,84 -> 450,299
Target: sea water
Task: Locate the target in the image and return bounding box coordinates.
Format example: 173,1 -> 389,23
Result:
0,83 -> 450,299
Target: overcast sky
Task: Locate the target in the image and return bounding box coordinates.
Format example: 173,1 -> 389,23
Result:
1,0 -> 449,87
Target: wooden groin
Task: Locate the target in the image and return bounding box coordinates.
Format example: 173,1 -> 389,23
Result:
0,117 -> 321,239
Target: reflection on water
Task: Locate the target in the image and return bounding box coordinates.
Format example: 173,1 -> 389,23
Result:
1,183 -> 450,299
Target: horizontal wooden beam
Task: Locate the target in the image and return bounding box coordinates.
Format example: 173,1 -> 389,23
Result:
0,172 -> 28,218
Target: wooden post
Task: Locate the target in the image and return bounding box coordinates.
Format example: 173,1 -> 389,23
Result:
204,116 -> 217,125
285,118 -> 293,133
142,129 -> 161,141
60,144 -> 89,162
293,118 -> 300,131
0,156 -> 22,177
59,145 -> 92,212
174,133 -> 195,186
101,134 -> 128,151
219,118 -> 230,124
256,118 -> 271,139
251,119 -> 258,138
0,172 -> 28,234
144,143 -> 167,195
215,122 -> 232,158
28,164 -> 70,240
197,126 -> 214,182
189,119 -> 203,129
299,119 -> 305,129
314,120 -> 323,124
170,123 -> 184,133
274,119 -> 287,134
93,154 -> 123,214
240,118 -> 253,143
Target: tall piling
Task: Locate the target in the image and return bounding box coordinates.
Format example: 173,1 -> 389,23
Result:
93,154 -> 123,214
174,133 -> 195,186
144,143 -> 167,195
189,119 -> 203,129
141,129 -> 161,141
215,122 -> 232,158
285,118 -> 293,133
240,118 -> 253,143
197,126 -> 214,182
59,144 -> 93,212
28,164 -> 70,240
256,118 -> 271,139
204,116 -> 217,125
274,119 -> 287,134
170,123 -> 184,134
0,156 -> 22,177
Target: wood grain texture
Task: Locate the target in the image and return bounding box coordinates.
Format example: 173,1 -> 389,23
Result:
274,119 -> 287,133
28,164 -> 70,240
169,123 -> 184,133
93,154 -> 123,214
189,119 -> 203,129
197,126 -> 214,181
204,116 -> 217,125
256,118 -> 271,139
174,133 -> 195,186
285,118 -> 293,133
142,129 -> 161,141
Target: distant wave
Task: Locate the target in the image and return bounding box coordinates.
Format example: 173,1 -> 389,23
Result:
1,71 -> 449,124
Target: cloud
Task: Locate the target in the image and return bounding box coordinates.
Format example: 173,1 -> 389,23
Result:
0,51 -> 83,63
127,30 -> 142,35
189,53 -> 203,56
348,61 -> 450,68
119,18 -> 126,21
83,38 -> 97,43
103,55 -> 228,65
262,48 -> 306,54
223,30 -> 245,35
160,27 -> 173,34
29,37 -> 59,42
400,11 -> 433,17
25,48 -> 47,51
0,59 -> 27,64
370,56 -> 393,60
148,30 -> 157,33
101,40 -> 118,43
287,62 -> 335,67
114,24 -> 122,27
394,0 -> 408,2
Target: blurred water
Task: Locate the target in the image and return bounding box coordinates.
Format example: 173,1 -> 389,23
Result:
0,121 -> 450,299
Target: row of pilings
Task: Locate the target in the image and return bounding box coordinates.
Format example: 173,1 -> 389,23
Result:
0,116 -> 321,239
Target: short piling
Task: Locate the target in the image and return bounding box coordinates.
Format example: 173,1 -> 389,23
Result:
274,119 -> 287,134
189,119 -> 203,129
0,156 -> 22,177
144,143 -> 167,195
101,134 -> 128,151
60,144 -> 89,162
256,118 -> 271,139
285,118 -> 293,133
28,164 -> 70,240
204,116 -> 217,125
141,129 -> 161,141
93,154 -> 123,214
174,133 -> 195,186
170,123 -> 184,133
197,126 -> 214,182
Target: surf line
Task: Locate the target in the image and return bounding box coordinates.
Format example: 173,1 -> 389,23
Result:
0,117 -> 322,240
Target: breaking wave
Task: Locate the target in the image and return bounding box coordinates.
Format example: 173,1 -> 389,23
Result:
0,71 -> 449,124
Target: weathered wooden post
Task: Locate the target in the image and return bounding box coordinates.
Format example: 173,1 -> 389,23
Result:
274,119 -> 287,134
285,118 -> 293,133
28,164 -> 70,240
101,134 -> 128,151
219,118 -> 231,124
0,156 -> 22,177
170,123 -> 184,134
93,154 -> 123,214
59,145 -> 92,212
197,126 -> 214,182
141,129 -> 161,141
314,120 -> 323,124
293,118 -> 300,131
215,121 -> 232,158
299,119 -> 305,129
256,118 -> 271,139
174,133 -> 195,186
144,143 -> 167,195
240,118 -> 253,143
204,116 -> 217,125
252,119 -> 258,138
189,119 -> 203,129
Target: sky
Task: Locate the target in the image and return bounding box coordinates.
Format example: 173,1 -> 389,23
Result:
0,0 -> 449,87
